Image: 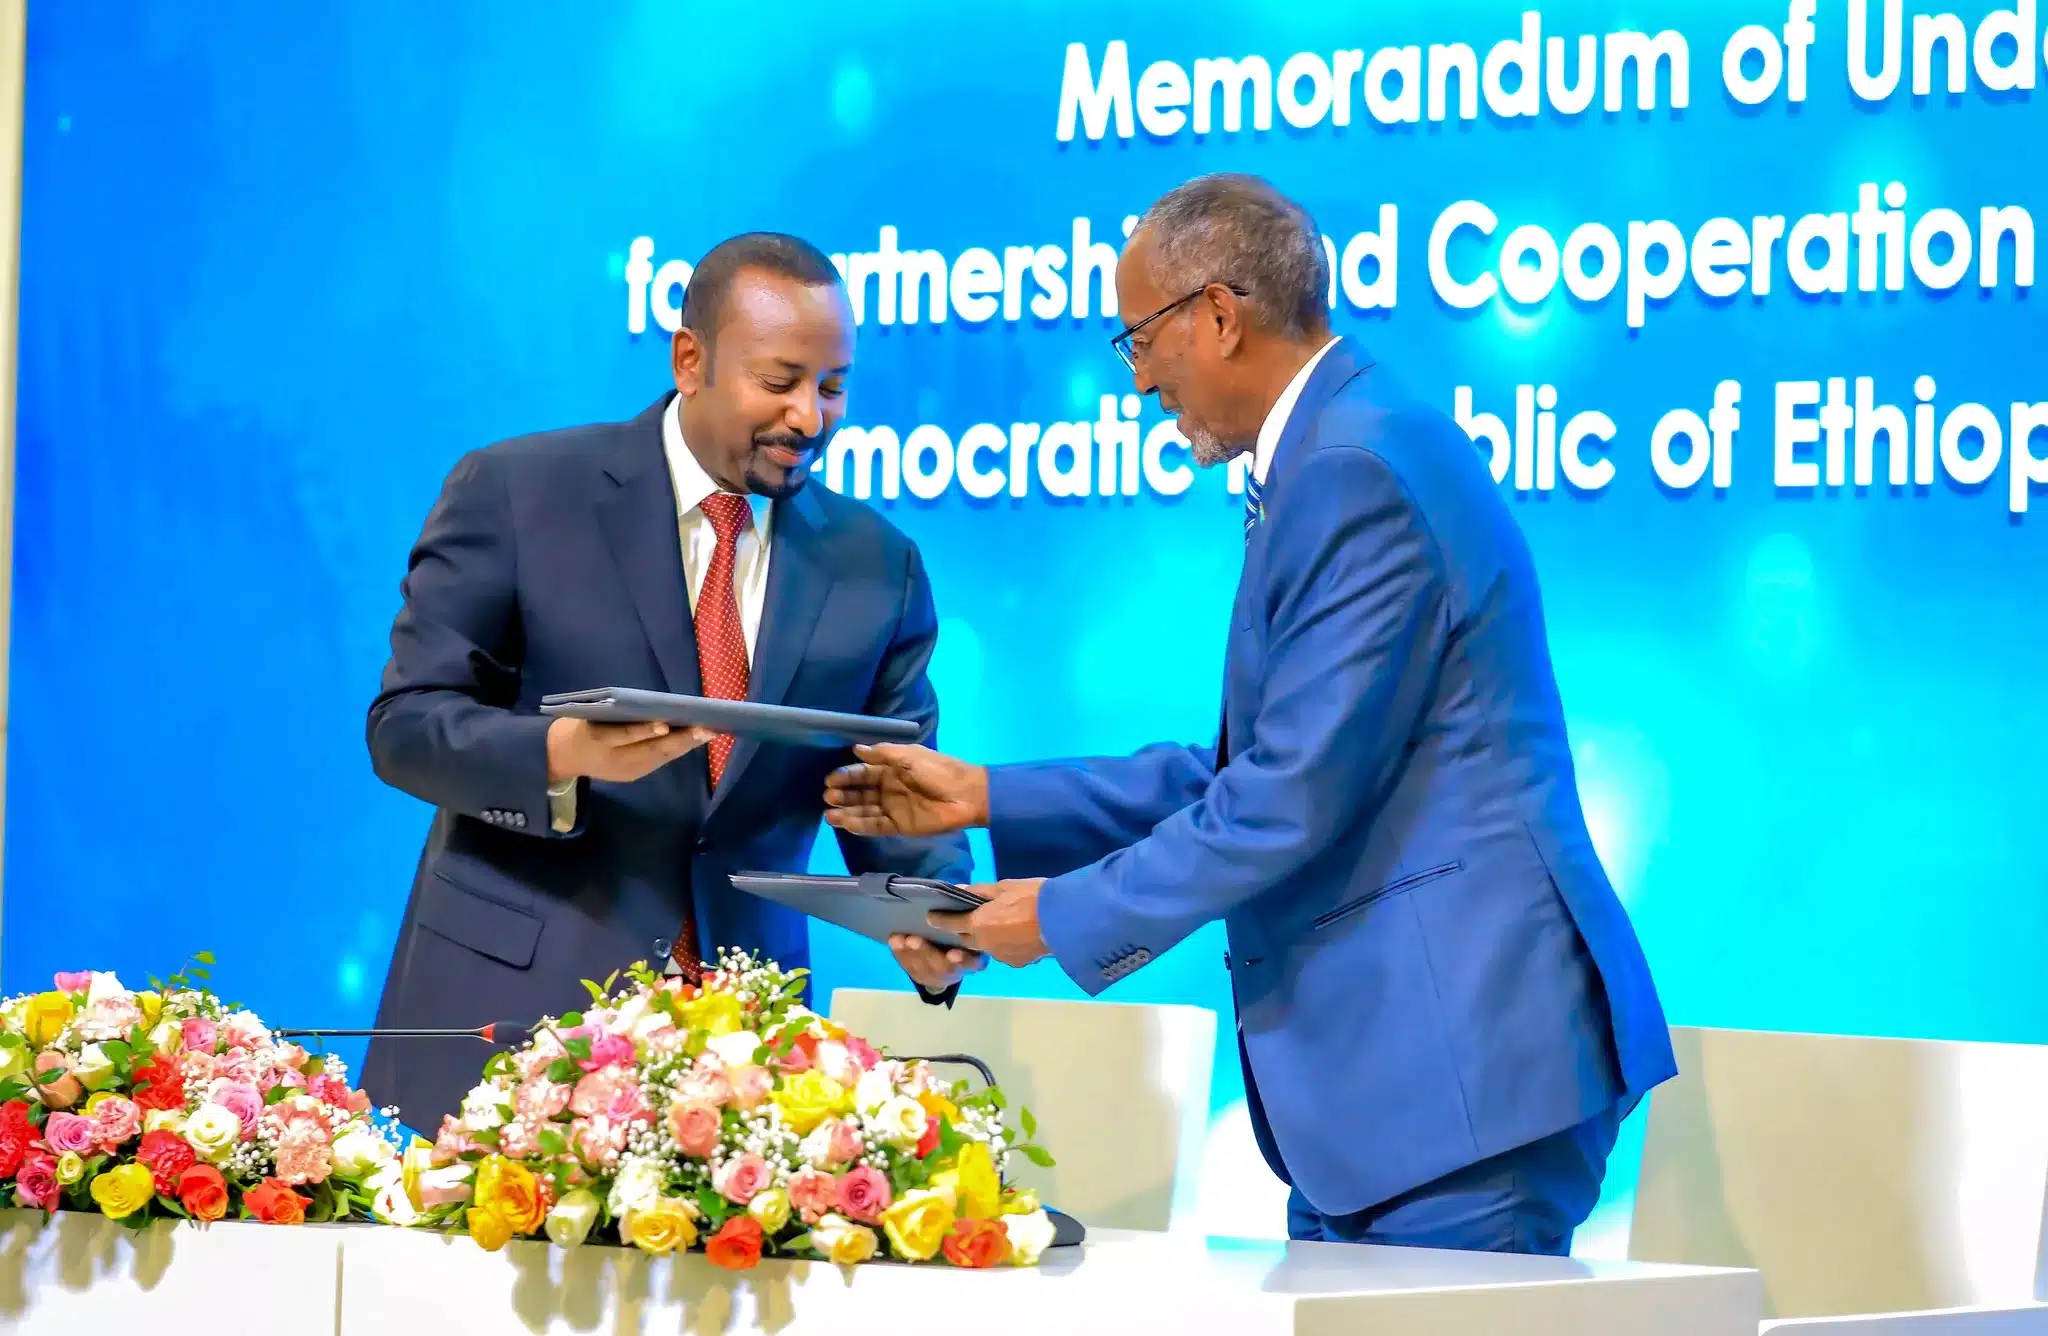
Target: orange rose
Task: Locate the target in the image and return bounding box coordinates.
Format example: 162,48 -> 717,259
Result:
941,1218 -> 1012,1269
245,1177 -> 310,1225
705,1215 -> 765,1270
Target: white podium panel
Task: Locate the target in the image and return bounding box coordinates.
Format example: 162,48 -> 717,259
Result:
0,1209 -> 344,1332
339,1224 -> 1764,1336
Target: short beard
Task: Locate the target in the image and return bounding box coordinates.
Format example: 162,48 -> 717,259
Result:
743,455 -> 810,500
1183,419 -> 1246,468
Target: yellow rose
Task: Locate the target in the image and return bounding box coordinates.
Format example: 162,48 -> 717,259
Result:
89,1163 -> 155,1219
810,1212 -> 879,1265
622,1198 -> 699,1255
133,991 -> 163,1025
55,1152 -> 85,1186
878,1187 -> 955,1262
950,1142 -> 1002,1221
400,1138 -> 435,1213
773,1071 -> 852,1136
24,993 -> 74,1047
678,991 -> 744,1038
0,1038 -> 27,1081
466,1205 -> 516,1252
1000,1187 -> 1041,1215
473,1156 -> 547,1233
916,1091 -> 960,1124
748,1188 -> 792,1234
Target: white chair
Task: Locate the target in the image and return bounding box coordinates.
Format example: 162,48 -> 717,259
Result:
828,988 -> 1216,1231
1628,1026 -> 2048,1332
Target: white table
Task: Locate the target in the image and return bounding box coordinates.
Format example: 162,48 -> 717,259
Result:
340,1222 -> 1764,1335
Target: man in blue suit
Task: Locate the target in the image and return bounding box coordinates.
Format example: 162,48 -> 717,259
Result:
824,177 -> 1676,1254
364,233 -> 971,1131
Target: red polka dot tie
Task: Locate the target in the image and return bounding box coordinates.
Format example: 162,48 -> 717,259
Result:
673,492 -> 751,981
695,492 -> 752,788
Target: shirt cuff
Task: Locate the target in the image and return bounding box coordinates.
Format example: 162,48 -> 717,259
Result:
547,780 -> 577,833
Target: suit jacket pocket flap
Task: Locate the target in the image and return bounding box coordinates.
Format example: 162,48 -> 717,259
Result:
420,872 -> 543,969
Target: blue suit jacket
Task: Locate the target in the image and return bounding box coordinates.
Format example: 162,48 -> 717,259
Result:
363,396 -> 971,1128
989,343 -> 1676,1216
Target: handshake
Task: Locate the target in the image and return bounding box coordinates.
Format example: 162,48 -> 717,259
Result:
820,745 -> 1050,991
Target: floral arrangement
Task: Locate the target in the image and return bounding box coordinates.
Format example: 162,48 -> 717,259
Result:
0,957 -> 408,1227
408,949 -> 1058,1270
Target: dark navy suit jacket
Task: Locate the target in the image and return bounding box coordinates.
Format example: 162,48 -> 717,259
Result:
363,396 -> 971,1128
988,343 -> 1676,1216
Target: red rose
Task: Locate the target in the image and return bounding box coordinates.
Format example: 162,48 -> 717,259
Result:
177,1164 -> 229,1222
0,1126 -> 27,1179
915,1114 -> 940,1159
705,1215 -> 765,1270
244,1176 -> 309,1225
137,1129 -> 197,1195
131,1054 -> 186,1113
940,1218 -> 1012,1269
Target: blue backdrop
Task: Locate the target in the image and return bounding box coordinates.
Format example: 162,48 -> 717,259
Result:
9,1 -> 2044,1239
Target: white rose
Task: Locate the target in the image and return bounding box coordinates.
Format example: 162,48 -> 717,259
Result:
72,1043 -> 117,1090
853,1066 -> 896,1116
705,1030 -> 761,1068
332,1128 -> 394,1179
148,1020 -> 183,1051
85,973 -> 131,1008
546,1188 -> 602,1246
607,1159 -> 664,1217
143,1109 -> 186,1136
1002,1209 -> 1057,1265
460,1084 -> 510,1130
814,1040 -> 859,1087
875,1096 -> 929,1150
372,1172 -> 419,1226
185,1105 -> 242,1163
798,1124 -> 840,1170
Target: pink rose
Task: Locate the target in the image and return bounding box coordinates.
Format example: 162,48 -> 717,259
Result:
714,1152 -> 770,1205
814,1041 -> 859,1086
514,1079 -> 572,1122
676,1066 -> 734,1108
209,1082 -> 264,1140
15,1153 -> 59,1211
666,1101 -> 722,1159
825,1118 -> 865,1166
42,1111 -> 97,1156
569,1069 -> 649,1124
773,1042 -> 814,1074
836,1165 -> 891,1224
271,1122 -> 334,1186
181,1018 -> 219,1053
214,1052 -> 255,1084
180,1050 -> 220,1084
788,1168 -> 838,1225
844,1035 -> 882,1074
92,1096 -> 142,1149
53,971 -> 92,993
307,1074 -> 354,1109
728,1064 -> 774,1111
580,1032 -> 635,1072
219,1014 -> 270,1049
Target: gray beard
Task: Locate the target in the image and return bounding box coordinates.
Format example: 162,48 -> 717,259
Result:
1182,419 -> 1247,468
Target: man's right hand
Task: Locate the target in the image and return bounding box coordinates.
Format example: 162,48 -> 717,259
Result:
546,717 -> 715,785
822,743 -> 989,836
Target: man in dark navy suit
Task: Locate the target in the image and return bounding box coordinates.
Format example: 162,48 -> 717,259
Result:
363,233 -> 971,1130
827,177 -> 1675,1255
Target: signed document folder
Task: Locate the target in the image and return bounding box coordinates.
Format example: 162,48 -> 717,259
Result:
540,688 -> 923,747
728,873 -> 987,949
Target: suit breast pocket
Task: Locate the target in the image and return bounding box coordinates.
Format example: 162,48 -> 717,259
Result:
418,869 -> 545,969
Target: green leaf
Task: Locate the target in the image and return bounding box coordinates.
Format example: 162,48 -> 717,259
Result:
1017,1145 -> 1055,1169
935,1118 -> 965,1160
546,1058 -> 580,1084
482,1052 -> 517,1080
0,1079 -> 28,1104
190,968 -> 211,981
558,1011 -> 584,1029
988,1087 -> 1008,1110
582,979 -> 609,1006
1020,1107 -> 1036,1140
695,1188 -> 733,1228
193,951 -> 216,966
471,1127 -> 502,1148
264,1085 -> 290,1105
537,1129 -> 568,1157
563,1037 -> 593,1062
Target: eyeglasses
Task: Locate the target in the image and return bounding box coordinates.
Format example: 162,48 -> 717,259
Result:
1110,283 -> 1248,370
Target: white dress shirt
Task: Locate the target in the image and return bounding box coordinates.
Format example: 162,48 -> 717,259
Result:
1251,335 -> 1343,485
549,396 -> 772,829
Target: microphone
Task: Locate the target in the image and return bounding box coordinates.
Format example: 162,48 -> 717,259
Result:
275,1023 -> 530,1045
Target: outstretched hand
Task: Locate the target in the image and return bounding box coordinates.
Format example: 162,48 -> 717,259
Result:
822,744 -> 989,837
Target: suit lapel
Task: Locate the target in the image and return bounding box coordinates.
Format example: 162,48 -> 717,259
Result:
705,484 -> 834,817
599,396 -> 704,699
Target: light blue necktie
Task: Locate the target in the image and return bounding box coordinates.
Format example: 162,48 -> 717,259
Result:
1244,473 -> 1264,540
